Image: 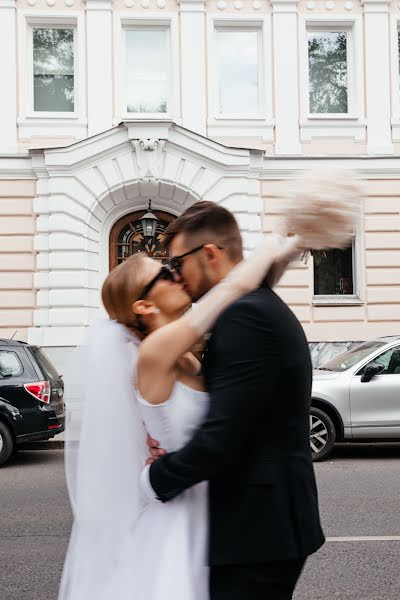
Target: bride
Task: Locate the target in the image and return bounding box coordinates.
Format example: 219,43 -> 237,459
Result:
58,225 -> 301,600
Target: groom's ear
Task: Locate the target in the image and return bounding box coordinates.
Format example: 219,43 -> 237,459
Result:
202,244 -> 223,265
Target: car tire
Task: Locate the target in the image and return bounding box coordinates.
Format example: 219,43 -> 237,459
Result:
310,407 -> 336,462
0,421 -> 15,467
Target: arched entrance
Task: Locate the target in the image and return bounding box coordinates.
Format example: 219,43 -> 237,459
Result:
109,210 -> 175,270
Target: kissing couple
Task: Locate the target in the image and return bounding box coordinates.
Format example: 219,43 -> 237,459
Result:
59,200 -> 327,600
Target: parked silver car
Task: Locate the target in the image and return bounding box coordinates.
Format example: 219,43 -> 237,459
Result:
310,335 -> 400,461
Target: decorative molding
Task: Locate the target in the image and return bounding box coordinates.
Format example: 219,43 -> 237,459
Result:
0,0 -> 17,8
271,0 -> 299,14
132,138 -> 165,178
0,155 -> 35,179
24,121 -> 259,346
85,0 -> 113,9
361,0 -> 390,13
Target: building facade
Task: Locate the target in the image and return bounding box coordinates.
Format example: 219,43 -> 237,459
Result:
0,0 -> 400,372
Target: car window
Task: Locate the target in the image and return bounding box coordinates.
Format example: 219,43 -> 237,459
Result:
30,347 -> 60,380
358,345 -> 400,376
0,351 -> 23,378
320,341 -> 386,372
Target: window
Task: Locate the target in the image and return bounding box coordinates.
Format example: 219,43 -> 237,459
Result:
398,30 -> 400,97
125,29 -> 168,114
215,28 -> 261,115
0,351 -> 23,378
33,27 -> 75,112
362,346 -> 400,376
322,341 -> 386,373
30,347 -> 60,380
313,244 -> 354,296
109,211 -> 175,270
308,30 -> 348,114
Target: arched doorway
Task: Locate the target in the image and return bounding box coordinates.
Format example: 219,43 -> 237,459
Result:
109,209 -> 175,270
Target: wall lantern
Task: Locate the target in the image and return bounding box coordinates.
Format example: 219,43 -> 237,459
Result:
140,200 -> 158,238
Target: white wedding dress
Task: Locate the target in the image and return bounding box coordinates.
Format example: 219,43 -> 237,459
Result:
60,323 -> 210,600
132,381 -> 210,600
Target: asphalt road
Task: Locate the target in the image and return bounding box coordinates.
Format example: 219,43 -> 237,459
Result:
1,446 -> 400,600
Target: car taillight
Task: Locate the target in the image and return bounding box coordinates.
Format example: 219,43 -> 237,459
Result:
24,381 -> 51,404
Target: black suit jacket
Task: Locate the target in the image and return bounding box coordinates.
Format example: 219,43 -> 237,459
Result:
149,286 -> 325,565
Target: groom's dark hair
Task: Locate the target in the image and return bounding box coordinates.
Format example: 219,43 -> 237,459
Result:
163,201 -> 243,262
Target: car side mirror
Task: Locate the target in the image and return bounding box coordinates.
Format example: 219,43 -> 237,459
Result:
361,362 -> 385,383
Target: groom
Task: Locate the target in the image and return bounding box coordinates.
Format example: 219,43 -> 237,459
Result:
145,201 -> 325,599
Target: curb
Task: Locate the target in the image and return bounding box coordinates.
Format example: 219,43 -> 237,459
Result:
19,440 -> 65,450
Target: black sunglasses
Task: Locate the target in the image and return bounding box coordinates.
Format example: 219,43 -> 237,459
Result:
138,264 -> 176,300
169,244 -> 224,274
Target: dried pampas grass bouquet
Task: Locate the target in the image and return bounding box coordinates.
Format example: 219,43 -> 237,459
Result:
277,168 -> 363,250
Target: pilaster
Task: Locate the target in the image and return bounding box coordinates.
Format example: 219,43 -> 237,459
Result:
178,0 -> 207,135
271,0 -> 301,155
85,0 -> 114,136
362,0 -> 393,154
0,0 -> 18,153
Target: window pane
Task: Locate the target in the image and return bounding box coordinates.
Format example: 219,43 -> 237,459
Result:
308,31 -> 348,113
33,28 -> 74,112
366,346 -> 400,375
217,30 -> 259,114
0,351 -> 23,377
30,347 -> 60,380
398,31 -> 400,97
126,30 -> 168,113
323,341 -> 386,372
313,246 -> 353,295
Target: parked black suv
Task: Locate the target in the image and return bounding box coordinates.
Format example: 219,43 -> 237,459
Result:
0,339 -> 65,466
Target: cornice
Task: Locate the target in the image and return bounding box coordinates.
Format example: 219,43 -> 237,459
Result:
0,155 -> 35,179
0,0 -> 16,8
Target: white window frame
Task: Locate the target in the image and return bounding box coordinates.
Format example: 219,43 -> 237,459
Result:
390,17 -> 400,141
114,15 -> 180,125
299,16 -> 366,142
17,12 -> 86,139
206,16 -> 274,140
312,226 -> 364,306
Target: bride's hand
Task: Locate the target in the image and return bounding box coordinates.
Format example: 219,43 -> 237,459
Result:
264,234 -> 303,289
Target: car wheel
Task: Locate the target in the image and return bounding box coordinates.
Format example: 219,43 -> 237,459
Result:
310,407 -> 336,462
0,421 -> 15,467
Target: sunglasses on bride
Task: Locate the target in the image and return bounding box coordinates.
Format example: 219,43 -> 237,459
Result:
138,264 -> 176,301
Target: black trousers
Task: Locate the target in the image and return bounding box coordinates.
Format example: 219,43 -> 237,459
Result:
210,558 -> 306,600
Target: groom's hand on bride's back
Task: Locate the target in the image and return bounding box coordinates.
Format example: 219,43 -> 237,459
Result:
146,434 -> 166,465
